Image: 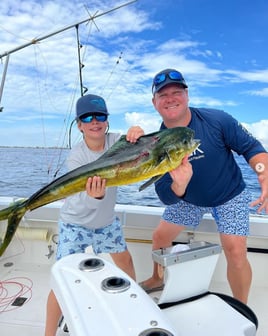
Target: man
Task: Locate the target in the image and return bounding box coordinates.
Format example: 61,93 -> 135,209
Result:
140,68 -> 268,304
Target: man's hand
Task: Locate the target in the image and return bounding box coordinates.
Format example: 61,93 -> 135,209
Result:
170,156 -> 193,197
126,126 -> 145,143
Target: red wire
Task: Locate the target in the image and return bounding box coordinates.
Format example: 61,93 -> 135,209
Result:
0,277 -> 33,312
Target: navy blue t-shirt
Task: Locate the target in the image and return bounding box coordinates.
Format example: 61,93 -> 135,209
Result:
155,107 -> 266,207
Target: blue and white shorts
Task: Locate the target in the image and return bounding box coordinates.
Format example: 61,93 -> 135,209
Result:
162,189 -> 252,236
56,217 -> 127,260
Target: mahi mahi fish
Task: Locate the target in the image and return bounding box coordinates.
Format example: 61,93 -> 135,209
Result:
0,126 -> 199,256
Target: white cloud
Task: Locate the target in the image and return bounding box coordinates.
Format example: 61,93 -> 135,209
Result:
246,87 -> 268,97
242,120 -> 268,150
226,69 -> 268,84
125,112 -> 161,133
0,0 -> 268,148
189,96 -> 238,107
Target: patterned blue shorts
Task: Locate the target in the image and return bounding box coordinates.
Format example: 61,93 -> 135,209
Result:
56,217 -> 127,260
162,189 -> 252,236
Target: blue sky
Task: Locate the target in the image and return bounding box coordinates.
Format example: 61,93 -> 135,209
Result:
0,0 -> 268,148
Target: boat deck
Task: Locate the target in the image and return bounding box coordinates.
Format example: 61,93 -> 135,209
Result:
0,239 -> 267,335
0,199 -> 267,335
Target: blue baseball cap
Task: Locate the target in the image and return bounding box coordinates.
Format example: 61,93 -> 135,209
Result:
152,69 -> 188,94
76,94 -> 109,119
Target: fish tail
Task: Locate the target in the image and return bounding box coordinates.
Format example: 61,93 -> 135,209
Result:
0,199 -> 28,256
0,205 -> 15,221
0,199 -> 27,220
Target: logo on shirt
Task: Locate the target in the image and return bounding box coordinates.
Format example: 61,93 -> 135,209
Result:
189,142 -> 204,162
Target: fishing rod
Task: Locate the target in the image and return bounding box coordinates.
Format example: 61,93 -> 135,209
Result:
0,0 -> 138,111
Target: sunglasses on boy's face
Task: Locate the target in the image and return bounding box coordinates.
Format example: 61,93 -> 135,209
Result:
80,114 -> 108,123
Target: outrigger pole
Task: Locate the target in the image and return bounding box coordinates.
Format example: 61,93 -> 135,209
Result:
0,0 -> 138,111
0,54 -> 9,112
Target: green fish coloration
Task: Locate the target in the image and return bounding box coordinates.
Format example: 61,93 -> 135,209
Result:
0,127 -> 200,256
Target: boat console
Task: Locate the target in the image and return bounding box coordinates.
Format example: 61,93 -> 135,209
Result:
51,241 -> 258,335
52,253 -> 177,336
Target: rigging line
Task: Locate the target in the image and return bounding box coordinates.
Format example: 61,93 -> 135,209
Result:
76,8 -> 101,97
32,45 -> 48,151
50,93 -> 78,177
66,30 -> 88,150
67,14 -> 97,150
52,75 -> 83,171
99,51 -> 123,96
0,54 -> 9,112
34,37 -> 82,153
0,24 -> 33,42
29,43 -> 73,179
31,44 -> 59,178
55,39 -> 87,154
84,7 -> 100,32
31,45 -> 62,180
77,9 -> 101,97
106,62 -> 132,101
0,0 -> 138,59
75,25 -> 87,97
0,1 -> 138,113
30,22 -> 93,172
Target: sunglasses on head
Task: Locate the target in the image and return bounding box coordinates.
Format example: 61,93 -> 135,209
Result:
153,70 -> 184,87
80,114 -> 108,123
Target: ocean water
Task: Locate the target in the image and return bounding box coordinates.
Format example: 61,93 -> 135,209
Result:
0,147 -> 263,214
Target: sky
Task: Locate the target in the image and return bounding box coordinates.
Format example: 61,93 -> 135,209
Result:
0,0 -> 268,149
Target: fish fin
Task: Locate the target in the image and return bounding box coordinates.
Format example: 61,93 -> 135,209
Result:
0,201 -> 27,256
139,175 -> 163,191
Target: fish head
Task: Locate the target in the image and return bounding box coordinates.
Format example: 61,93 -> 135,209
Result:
153,127 -> 200,170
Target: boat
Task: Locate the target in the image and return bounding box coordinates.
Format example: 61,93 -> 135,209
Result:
0,1 -> 267,334
0,196 -> 267,335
